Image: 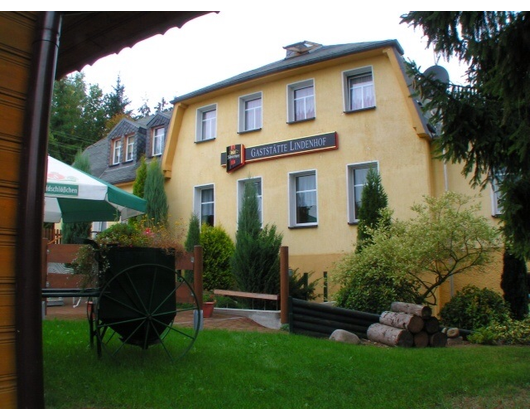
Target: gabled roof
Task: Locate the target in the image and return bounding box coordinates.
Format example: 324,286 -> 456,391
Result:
173,40 -> 404,103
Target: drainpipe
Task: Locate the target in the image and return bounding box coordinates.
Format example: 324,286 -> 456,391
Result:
15,11 -> 61,409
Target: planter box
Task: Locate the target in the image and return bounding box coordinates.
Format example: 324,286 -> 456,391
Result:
98,247 -> 177,348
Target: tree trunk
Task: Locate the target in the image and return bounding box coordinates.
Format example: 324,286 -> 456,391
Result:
413,331 -> 429,348
429,332 -> 448,347
390,302 -> 432,319
379,311 -> 424,333
367,323 -> 413,347
423,316 -> 440,334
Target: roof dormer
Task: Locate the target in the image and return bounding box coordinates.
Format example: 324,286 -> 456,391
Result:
283,41 -> 322,58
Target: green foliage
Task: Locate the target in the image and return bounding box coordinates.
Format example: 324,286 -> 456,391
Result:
61,150 -> 92,243
200,224 -> 235,290
144,159 -> 169,227
132,155 -> 147,198
440,285 -> 511,330
289,268 -> 319,301
469,318 -> 530,345
401,11 -> 530,259
232,181 -> 283,294
356,168 -> 389,252
501,251 -> 529,320
183,213 -> 201,283
50,73 -> 107,163
333,192 -> 501,307
333,241 -> 421,313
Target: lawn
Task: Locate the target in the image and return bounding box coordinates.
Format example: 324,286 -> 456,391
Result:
43,319 -> 530,409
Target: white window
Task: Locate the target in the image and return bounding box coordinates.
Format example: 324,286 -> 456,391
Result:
347,162 -> 378,223
491,173 -> 504,216
287,79 -> 315,123
343,67 -> 375,112
194,184 -> 215,226
289,170 -> 318,227
196,105 -> 217,142
237,177 -> 263,226
112,138 -> 122,165
239,93 -> 262,132
152,127 -> 165,156
125,135 -> 135,161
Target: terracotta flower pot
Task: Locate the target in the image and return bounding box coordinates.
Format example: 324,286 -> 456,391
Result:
203,301 -> 215,318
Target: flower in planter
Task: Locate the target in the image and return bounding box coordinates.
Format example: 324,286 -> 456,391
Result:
72,219 -> 184,288
203,290 -> 216,303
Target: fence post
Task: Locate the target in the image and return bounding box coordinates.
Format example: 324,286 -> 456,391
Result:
280,246 -> 289,324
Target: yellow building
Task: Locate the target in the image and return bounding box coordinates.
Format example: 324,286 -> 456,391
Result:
163,40 -> 503,307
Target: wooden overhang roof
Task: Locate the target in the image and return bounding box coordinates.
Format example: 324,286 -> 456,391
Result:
56,11 -> 213,79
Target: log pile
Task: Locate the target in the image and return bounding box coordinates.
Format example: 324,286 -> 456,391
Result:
367,302 -> 448,348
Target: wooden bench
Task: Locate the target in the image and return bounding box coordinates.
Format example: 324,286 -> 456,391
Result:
213,289 -> 280,309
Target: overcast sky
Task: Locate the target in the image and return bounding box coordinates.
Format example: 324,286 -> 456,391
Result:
82,11 -> 464,111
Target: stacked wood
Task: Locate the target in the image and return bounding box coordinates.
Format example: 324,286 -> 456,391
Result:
367,302 -> 448,348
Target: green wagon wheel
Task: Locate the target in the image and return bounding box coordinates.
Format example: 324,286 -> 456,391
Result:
94,263 -> 201,361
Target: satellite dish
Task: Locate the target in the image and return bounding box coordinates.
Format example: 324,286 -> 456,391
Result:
424,65 -> 450,84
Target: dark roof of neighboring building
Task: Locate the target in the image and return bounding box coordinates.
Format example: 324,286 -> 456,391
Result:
83,111 -> 172,184
172,40 -> 404,103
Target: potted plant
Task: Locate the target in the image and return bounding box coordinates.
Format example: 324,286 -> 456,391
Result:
202,290 -> 216,318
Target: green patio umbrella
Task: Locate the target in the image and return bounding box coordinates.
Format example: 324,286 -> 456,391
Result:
44,156 -> 146,223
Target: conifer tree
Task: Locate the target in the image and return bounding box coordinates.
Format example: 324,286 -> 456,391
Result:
132,155 -> 147,198
184,213 -> 201,283
232,181 -> 283,295
144,158 -> 168,227
501,250 -> 529,320
356,168 -> 389,252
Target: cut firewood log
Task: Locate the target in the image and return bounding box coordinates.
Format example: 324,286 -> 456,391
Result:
445,327 -> 460,338
413,331 -> 429,348
367,323 -> 413,348
423,316 -> 440,334
429,332 -> 448,347
379,311 -> 424,333
390,302 -> 432,319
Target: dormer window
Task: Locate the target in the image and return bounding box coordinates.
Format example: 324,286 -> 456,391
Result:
152,127 -> 165,156
112,138 -> 122,165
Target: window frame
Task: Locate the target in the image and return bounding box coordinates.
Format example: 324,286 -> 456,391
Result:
152,126 -> 165,156
289,169 -> 318,228
237,177 -> 263,226
111,138 -> 122,165
196,104 -> 217,142
194,184 -> 215,227
125,135 -> 135,162
346,161 -> 379,224
342,66 -> 376,113
238,92 -> 262,133
287,79 -> 315,123
491,173 -> 504,216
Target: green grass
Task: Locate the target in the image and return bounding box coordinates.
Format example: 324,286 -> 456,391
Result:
43,319 -> 530,409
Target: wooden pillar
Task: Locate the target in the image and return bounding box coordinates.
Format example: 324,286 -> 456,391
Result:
280,246 -> 289,324
193,245 -> 203,309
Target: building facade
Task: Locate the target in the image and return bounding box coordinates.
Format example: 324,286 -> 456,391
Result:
162,40 -> 503,307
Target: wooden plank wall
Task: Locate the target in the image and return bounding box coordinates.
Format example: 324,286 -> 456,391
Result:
0,11 -> 37,408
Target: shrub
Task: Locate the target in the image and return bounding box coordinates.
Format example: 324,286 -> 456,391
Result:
332,245 -> 421,314
440,285 -> 511,330
200,224 -> 235,290
469,318 -> 530,345
289,268 -> 319,301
